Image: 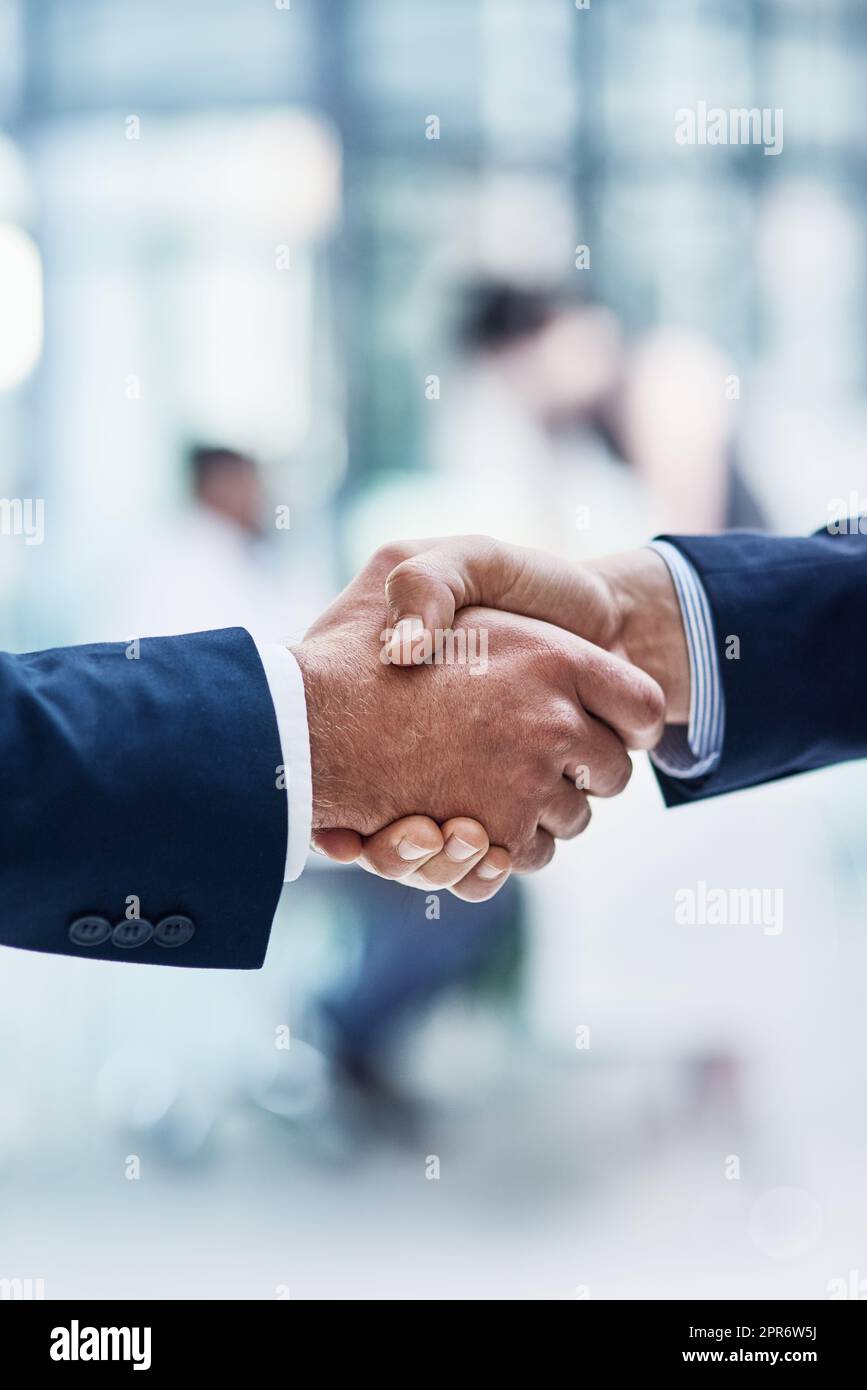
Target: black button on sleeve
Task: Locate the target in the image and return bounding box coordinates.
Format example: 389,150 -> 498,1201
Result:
69,915 -> 112,947
111,918 -> 154,949
154,915 -> 196,948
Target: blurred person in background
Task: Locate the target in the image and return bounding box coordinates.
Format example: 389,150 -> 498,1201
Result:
191,445 -> 266,540
436,280 -> 766,553
113,443 -> 289,643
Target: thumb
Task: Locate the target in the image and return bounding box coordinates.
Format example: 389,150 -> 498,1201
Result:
383,535 -> 617,665
310,828 -> 363,862
383,535 -> 525,665
383,559 -> 459,665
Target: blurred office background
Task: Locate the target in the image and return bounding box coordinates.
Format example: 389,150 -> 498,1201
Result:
2,0 -> 867,1299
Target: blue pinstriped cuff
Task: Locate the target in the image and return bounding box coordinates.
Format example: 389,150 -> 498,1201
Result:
648,540 -> 724,779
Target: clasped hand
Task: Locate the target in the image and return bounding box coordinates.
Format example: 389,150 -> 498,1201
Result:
293,536 -> 677,901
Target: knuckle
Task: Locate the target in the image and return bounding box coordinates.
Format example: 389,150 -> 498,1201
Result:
457,532 -> 497,551
370,539 -> 416,575
390,555 -> 439,587
511,832 -> 556,874
533,835 -> 557,871
551,796 -> 591,840
366,846 -> 407,877
509,842 -> 535,873
544,699 -> 580,754
448,821 -> 488,854
498,810 -> 535,858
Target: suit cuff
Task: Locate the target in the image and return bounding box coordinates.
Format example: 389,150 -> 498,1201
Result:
253,640 -> 312,882
648,540 -> 725,779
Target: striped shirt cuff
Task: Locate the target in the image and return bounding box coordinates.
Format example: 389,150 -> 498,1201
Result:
648,540 -> 724,779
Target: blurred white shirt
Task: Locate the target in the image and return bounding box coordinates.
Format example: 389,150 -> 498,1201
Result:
104,503 -> 293,644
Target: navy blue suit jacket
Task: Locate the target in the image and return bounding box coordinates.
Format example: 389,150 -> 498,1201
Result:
654,526 -> 867,805
1,627 -> 286,968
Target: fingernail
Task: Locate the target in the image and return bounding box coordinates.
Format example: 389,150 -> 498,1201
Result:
386,616 -> 424,664
444,835 -> 478,862
398,839 -> 429,861
477,862 -> 505,880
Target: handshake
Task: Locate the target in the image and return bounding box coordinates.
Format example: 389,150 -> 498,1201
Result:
292,534 -> 691,900
2,517 -> 852,971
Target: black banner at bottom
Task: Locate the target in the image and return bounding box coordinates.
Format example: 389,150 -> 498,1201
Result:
2,1298 -> 863,1373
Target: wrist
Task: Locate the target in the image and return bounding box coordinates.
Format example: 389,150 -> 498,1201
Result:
289,637 -> 397,835
289,640 -> 348,832
586,548 -> 691,724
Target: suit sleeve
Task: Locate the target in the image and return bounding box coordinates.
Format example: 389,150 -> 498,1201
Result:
0,627 -> 287,968
652,526 -> 867,805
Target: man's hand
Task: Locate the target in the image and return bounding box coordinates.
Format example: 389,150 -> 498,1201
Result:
380,536 -> 690,723
312,815 -> 511,902
293,545 -> 664,875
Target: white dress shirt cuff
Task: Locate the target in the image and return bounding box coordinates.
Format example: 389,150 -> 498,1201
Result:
252,639 -> 312,882
648,540 -> 725,780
